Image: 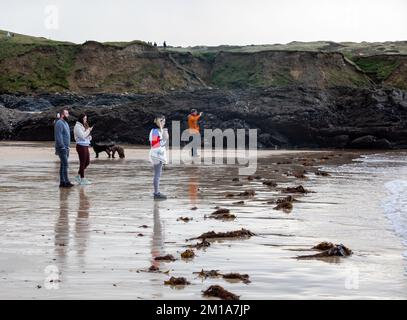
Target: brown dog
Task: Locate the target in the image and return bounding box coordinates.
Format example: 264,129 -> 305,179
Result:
111,145 -> 125,158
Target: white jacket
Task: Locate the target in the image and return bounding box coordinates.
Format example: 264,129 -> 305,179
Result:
149,127 -> 168,165
74,122 -> 92,146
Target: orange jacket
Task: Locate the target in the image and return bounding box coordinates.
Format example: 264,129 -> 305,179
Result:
188,114 -> 201,134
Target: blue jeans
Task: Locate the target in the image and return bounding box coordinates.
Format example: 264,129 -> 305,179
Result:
56,148 -> 69,184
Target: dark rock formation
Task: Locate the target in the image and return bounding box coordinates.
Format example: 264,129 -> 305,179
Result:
1,86 -> 407,149
0,106 -> 26,140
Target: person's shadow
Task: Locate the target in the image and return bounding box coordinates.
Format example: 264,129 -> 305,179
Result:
150,202 -> 164,269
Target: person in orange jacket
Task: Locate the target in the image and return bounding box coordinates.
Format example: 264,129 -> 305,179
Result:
188,109 -> 203,157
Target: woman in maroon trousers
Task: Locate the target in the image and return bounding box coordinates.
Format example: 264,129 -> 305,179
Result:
74,114 -> 93,185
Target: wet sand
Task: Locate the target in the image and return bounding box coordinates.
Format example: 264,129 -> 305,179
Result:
0,142 -> 406,299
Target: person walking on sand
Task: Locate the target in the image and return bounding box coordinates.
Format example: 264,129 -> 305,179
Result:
188,109 -> 203,157
55,109 -> 73,188
149,115 -> 169,200
74,114 -> 93,185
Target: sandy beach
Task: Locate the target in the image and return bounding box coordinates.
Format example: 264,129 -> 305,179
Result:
0,142 -> 406,299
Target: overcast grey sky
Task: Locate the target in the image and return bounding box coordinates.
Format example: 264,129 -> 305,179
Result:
1,0 -> 406,46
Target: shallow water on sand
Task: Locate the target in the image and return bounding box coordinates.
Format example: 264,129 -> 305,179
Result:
0,142 -> 406,299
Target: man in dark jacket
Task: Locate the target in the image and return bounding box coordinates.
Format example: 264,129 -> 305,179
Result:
55,109 -> 73,188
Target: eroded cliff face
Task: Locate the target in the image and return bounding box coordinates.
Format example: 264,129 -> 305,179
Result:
353,54 -> 407,90
2,29 -> 407,93
204,51 -> 370,89
3,87 -> 407,149
382,55 -> 407,90
0,40 -> 372,94
66,41 -> 204,93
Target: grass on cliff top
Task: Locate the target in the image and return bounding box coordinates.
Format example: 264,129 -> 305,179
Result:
0,30 -> 149,51
102,40 -> 151,47
191,51 -> 218,63
3,29 -> 407,56
0,30 -> 76,61
166,40 -> 407,56
0,30 -> 72,45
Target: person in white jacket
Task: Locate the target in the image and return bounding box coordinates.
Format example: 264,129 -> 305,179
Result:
74,114 -> 93,185
149,115 -> 169,200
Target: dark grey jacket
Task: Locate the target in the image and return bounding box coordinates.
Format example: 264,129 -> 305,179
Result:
54,119 -> 71,150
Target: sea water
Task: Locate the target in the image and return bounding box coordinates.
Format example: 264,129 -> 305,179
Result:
326,152 -> 407,275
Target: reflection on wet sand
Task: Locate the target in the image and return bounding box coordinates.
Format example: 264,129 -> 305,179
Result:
75,188 -> 90,265
188,169 -> 199,207
151,202 -> 164,269
55,187 -> 90,271
55,188 -> 71,264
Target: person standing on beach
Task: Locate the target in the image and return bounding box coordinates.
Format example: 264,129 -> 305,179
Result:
149,115 -> 169,200
55,109 -> 73,188
188,109 -> 203,157
74,114 -> 93,185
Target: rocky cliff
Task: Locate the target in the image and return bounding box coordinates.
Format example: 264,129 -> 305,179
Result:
1,30 -> 406,149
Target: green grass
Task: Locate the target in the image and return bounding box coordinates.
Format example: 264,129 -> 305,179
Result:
211,57 -> 258,88
102,40 -> 150,48
211,55 -> 295,88
353,56 -> 400,82
191,51 -> 218,63
0,42 -> 37,61
0,30 -> 82,92
0,29 -> 71,45
0,43 -> 79,93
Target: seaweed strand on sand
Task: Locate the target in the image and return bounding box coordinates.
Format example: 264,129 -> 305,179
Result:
188,228 -> 255,241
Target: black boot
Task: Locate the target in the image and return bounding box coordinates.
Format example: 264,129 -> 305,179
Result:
59,182 -> 74,188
